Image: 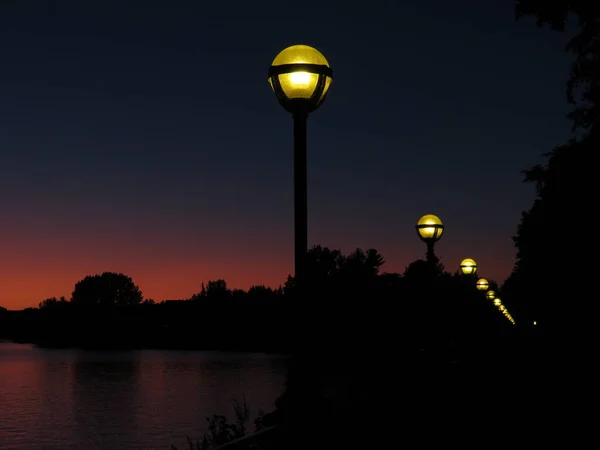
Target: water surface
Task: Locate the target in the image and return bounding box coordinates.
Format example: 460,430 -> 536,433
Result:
0,342 -> 287,449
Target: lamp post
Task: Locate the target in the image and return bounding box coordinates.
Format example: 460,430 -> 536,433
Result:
416,214 -> 444,264
486,290 -> 496,300
268,44 -> 333,294
476,278 -> 489,291
459,258 -> 477,276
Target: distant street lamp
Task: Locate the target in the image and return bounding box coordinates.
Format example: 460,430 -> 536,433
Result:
476,278 -> 489,291
268,44 -> 333,292
459,258 -> 477,275
416,214 -> 444,264
486,290 -> 496,300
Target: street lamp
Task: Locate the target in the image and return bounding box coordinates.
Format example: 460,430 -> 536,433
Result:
416,214 -> 444,263
268,44 -> 333,292
459,258 -> 477,275
476,278 -> 489,291
486,290 -> 496,300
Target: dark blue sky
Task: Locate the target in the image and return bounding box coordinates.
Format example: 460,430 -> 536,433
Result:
0,0 -> 572,308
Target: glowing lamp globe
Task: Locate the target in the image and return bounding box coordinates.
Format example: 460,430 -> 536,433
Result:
460,258 -> 477,275
476,278 -> 489,291
416,214 -> 444,242
499,304 -> 506,311
486,290 -> 496,300
493,298 -> 501,306
268,45 -> 333,114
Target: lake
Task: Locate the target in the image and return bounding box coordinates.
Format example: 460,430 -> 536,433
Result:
0,341 -> 287,449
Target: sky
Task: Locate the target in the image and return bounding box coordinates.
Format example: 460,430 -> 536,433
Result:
0,0 -> 573,309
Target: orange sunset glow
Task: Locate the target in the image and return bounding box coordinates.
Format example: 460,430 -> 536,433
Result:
1,230 -> 512,310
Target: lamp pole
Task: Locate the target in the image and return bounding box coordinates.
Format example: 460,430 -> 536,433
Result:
268,45 -> 333,295
293,110 -> 308,290
426,241 -> 436,264
267,44 -> 334,445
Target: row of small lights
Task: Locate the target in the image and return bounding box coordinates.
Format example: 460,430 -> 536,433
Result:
414,214 -> 516,326
459,259 -> 516,324
460,260 -> 516,325
476,278 -> 515,325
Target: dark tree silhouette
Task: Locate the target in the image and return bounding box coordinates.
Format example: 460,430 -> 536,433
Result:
377,271 -> 402,291
516,0 -> 600,131
247,285 -> 276,299
340,247 -> 384,279
305,245 -> 342,279
71,272 -> 143,307
502,133 -> 595,329
284,245 -> 385,298
206,279 -> 231,299
39,296 -> 69,311
505,0 -> 598,337
190,279 -> 231,301
403,258 -> 445,279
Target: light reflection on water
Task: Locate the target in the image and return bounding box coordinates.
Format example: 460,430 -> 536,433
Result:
0,342 -> 287,449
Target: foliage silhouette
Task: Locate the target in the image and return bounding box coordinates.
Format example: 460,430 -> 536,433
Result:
505,1 -> 598,339
0,245 -> 513,354
516,0 -> 600,131
272,247 -> 515,449
39,296 -> 69,311
71,272 -> 143,307
170,397 -> 268,450
502,131 -> 595,333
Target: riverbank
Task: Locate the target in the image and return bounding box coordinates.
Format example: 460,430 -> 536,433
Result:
0,316 -> 291,353
4,332 -> 291,353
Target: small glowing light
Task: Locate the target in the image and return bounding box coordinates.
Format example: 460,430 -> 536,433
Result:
268,44 -> 332,105
416,214 -> 444,241
460,258 -> 477,275
533,321 -> 537,326
290,71 -> 311,85
476,278 -> 489,291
